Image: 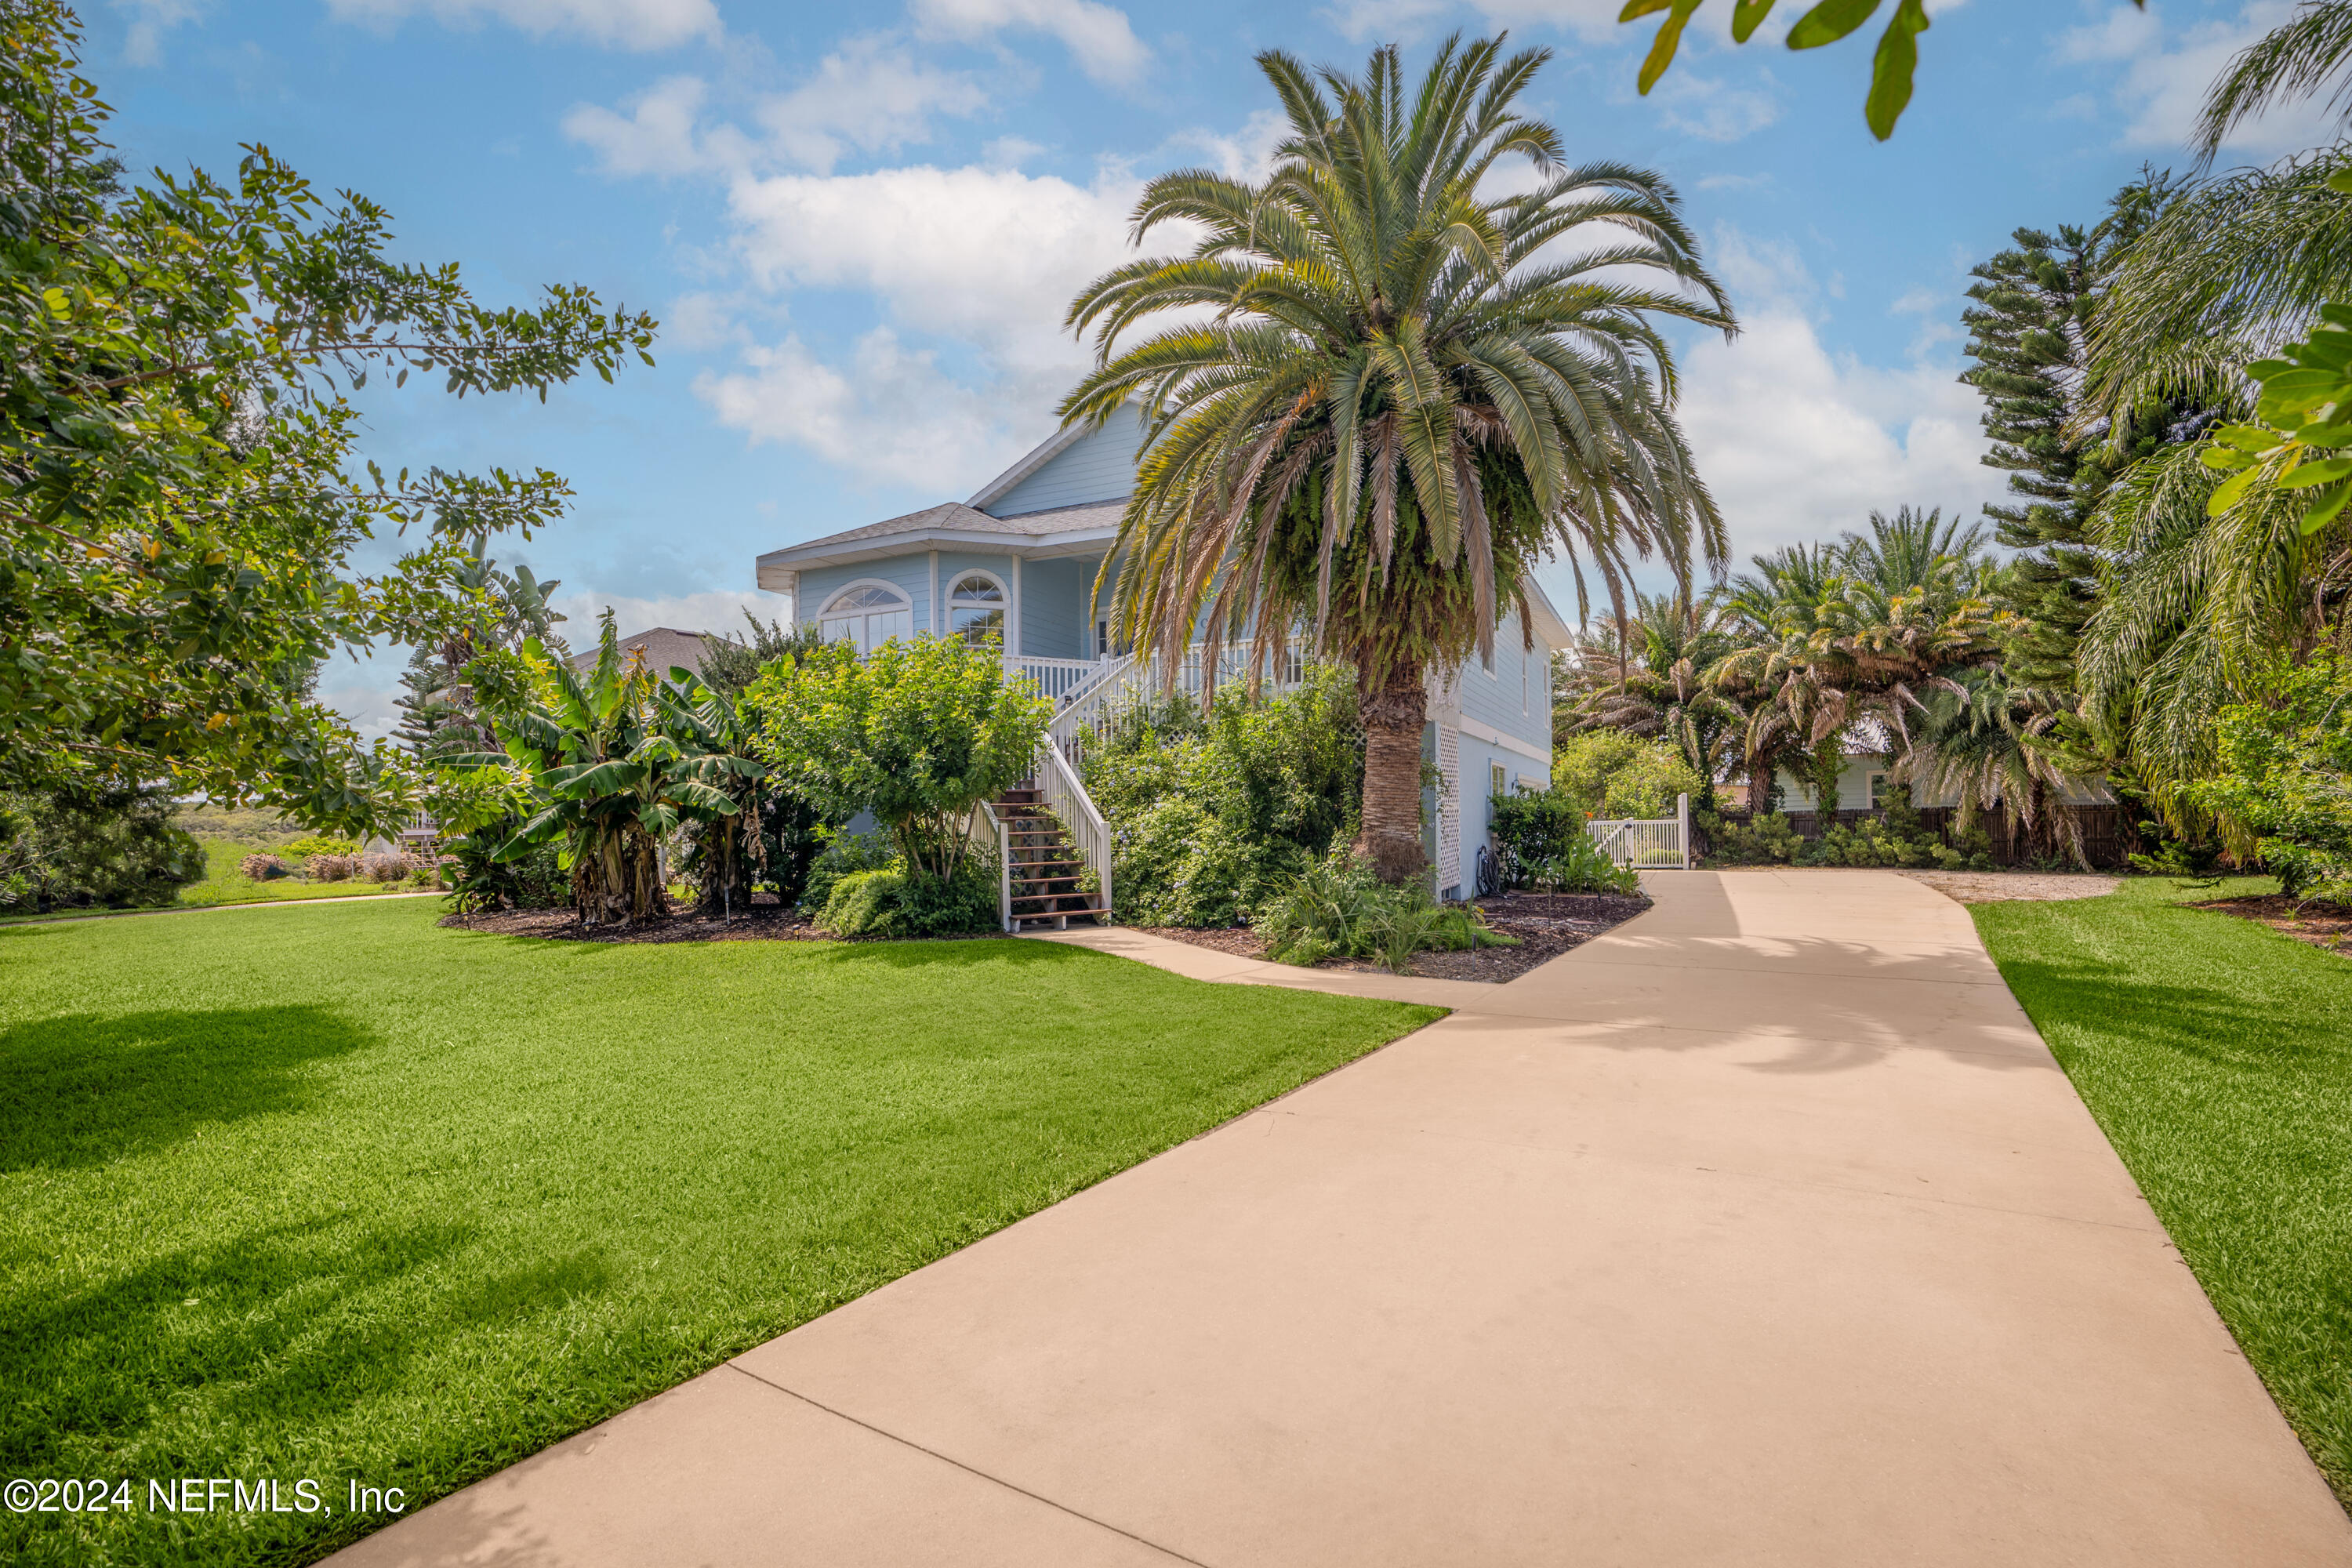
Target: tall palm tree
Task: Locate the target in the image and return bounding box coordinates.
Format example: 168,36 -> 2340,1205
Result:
2197,2 -> 2352,162
2077,440 -> 2352,820
1058,34 -> 1733,880
2086,150 -> 2352,424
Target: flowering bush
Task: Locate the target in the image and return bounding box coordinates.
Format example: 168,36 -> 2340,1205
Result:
306,853 -> 361,882
238,852 -> 291,880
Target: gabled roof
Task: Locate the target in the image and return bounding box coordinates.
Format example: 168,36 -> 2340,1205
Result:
755,499 -> 1123,594
966,423 -> 1094,512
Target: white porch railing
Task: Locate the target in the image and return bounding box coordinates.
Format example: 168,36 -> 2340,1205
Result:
1587,793 -> 1692,871
1042,638 -> 1314,774
1004,655 -> 1105,706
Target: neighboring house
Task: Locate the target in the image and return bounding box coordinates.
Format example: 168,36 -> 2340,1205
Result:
753,407 -> 1570,900
572,626 -> 713,681
1755,746 -> 2113,815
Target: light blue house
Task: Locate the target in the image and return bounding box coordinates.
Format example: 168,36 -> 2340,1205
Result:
754,408 -> 1571,901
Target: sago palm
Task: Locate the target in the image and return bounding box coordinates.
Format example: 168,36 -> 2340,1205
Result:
1059,34 -> 1732,880
1712,510 -> 2015,811
1563,590 -> 1747,794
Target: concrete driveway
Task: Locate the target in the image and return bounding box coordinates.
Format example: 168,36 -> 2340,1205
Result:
331,869 -> 2352,1566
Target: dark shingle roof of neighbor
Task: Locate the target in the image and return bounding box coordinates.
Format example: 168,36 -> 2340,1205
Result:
570,626 -> 714,677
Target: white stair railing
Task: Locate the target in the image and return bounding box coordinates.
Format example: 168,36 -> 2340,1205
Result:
1030,736 -> 1112,925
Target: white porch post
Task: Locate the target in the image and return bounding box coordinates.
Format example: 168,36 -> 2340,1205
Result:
1009,553 -> 1022,659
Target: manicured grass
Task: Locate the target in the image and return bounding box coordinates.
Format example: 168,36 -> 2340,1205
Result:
1973,877 -> 2352,1505
0,902 -> 1439,1565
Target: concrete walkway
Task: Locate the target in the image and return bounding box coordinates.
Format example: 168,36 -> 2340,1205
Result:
332,869 -> 2352,1566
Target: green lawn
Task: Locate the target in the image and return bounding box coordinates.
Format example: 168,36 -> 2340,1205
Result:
0,902 -> 1439,1566
0,844 -> 407,927
1974,877 -> 2352,1506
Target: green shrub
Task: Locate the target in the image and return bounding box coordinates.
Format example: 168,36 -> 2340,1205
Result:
1524,834 -> 1642,895
1487,788 -> 1588,880
1700,788 -> 1991,871
281,833 -> 360,859
800,830 -> 897,914
441,826 -> 564,913
2188,654 -> 2352,902
0,784 -> 206,912
1552,731 -> 1703,821
1085,666 -> 1364,927
752,634 -> 1049,891
1702,810 -> 1805,865
1253,854 -> 1515,975
816,855 -> 1000,938
818,868 -> 906,937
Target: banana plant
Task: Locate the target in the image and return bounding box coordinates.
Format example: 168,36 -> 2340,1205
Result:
654,664 -> 831,913
457,613 -> 742,927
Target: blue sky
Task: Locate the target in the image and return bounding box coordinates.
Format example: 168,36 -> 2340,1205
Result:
91,0 -> 2336,734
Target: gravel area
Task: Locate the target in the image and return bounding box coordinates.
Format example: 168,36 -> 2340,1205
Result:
1142,891 -> 1651,984
1899,870 -> 2121,905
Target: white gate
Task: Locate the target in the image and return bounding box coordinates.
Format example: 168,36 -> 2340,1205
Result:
1587,793 -> 1692,870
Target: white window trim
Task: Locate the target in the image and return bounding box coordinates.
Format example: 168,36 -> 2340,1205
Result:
818,577 -> 913,618
817,578 -> 915,653
946,568 -> 1012,648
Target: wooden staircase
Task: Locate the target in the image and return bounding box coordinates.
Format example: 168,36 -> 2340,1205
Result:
991,780 -> 1106,931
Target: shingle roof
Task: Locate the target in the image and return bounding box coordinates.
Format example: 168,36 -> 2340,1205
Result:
784,497 -> 1124,554
571,626 -> 713,677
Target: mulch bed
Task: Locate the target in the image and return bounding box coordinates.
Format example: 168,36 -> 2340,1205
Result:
438,902 -> 1014,946
1142,890 -> 1652,985
2190,894 -> 2352,957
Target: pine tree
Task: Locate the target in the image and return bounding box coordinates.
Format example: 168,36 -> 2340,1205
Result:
1958,176 -> 2200,692
392,550 -> 568,760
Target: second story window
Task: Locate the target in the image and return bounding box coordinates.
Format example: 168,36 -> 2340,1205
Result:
818,583 -> 911,655
949,573 -> 1007,647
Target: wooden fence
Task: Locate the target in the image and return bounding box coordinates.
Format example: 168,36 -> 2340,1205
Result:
1708,804 -> 2132,869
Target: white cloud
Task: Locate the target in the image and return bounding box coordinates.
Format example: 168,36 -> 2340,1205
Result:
695,328 -> 1011,490
1669,228 -> 2000,562
114,0 -> 209,66
564,74 -> 713,176
2057,0 -> 2339,154
754,36 -> 989,173
1649,71 -> 1780,143
909,0 -> 1148,84
550,586 -> 796,641
1323,0 -> 1624,44
565,38 -> 989,177
1696,172 -> 1774,193
723,161 -> 1146,386
325,0 -> 720,51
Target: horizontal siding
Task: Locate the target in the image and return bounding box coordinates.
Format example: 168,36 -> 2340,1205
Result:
1456,607 -> 1553,754
797,557 -> 931,633
1017,554 -> 1103,661
985,408 -> 1144,517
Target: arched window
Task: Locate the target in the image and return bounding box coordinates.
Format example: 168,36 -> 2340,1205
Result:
818,583 -> 911,654
947,572 -> 1007,647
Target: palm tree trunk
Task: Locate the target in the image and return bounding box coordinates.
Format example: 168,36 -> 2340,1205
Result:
1354,661 -> 1428,884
